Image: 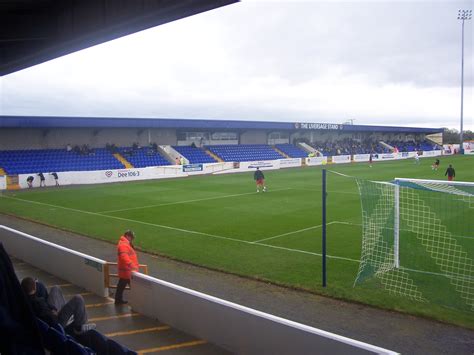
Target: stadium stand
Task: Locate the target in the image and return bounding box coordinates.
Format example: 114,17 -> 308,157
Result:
2,241 -> 227,355
384,140 -> 442,152
206,144 -> 284,162
0,148 -> 124,174
309,139 -> 384,156
172,146 -> 217,164
117,147 -> 171,168
275,144 -> 308,158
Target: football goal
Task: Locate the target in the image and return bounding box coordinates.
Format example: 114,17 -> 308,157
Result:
354,177 -> 474,313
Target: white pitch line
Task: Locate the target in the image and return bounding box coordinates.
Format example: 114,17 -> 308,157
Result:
98,188 -> 293,214
3,196 -> 470,279
0,195 -> 359,263
251,225 -> 324,244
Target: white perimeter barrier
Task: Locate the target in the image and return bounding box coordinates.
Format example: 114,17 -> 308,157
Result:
280,158 -> 302,168
353,154 -> 371,162
332,155 -> 351,164
421,150 -> 442,157
130,273 -> 398,355
0,225 -> 108,297
16,163 -> 232,189
0,225 -> 398,354
215,160 -> 281,174
306,156 -> 328,166
0,176 -> 5,190
5,150 -> 455,190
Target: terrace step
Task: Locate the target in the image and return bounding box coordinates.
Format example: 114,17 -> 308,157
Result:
273,146 -> 289,158
206,150 -> 223,162
113,153 -> 134,169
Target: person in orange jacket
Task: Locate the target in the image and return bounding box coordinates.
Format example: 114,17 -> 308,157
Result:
115,230 -> 139,305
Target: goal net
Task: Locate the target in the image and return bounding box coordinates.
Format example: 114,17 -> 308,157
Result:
354,178 -> 474,313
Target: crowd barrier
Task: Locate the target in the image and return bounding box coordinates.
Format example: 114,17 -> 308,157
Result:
130,273 -> 398,354
0,225 -> 108,297
0,225 -> 397,354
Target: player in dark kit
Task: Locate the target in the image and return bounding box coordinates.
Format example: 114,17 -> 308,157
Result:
50,172 -> 59,186
254,167 -> 267,193
26,176 -> 34,188
445,164 -> 455,181
37,173 -> 46,187
432,159 -> 440,171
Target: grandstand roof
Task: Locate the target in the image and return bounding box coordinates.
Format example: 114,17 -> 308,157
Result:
0,115 -> 443,134
0,0 -> 238,76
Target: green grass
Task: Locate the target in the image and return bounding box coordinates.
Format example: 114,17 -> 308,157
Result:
1,155 -> 473,328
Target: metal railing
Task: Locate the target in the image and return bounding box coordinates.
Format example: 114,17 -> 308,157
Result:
104,262 -> 148,289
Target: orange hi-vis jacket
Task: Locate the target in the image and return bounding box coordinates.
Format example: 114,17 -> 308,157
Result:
117,235 -> 139,279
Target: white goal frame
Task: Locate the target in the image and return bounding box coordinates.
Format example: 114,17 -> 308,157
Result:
393,177 -> 474,269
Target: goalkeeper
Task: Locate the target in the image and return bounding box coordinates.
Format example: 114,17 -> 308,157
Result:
254,167 -> 267,193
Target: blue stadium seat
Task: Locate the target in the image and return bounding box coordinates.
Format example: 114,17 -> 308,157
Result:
45,327 -> 68,354
66,338 -> 96,355
83,329 -> 108,355
107,338 -> 137,355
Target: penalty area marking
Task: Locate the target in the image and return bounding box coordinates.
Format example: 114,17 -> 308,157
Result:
4,195 -> 466,278
1,195 -> 361,264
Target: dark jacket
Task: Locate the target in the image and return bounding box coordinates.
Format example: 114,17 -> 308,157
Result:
0,243 -> 44,354
26,294 -> 58,327
445,167 -> 455,177
254,170 -> 264,180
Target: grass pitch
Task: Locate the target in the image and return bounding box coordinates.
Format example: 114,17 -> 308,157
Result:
1,155 -> 473,328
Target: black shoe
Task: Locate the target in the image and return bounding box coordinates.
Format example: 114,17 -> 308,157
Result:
114,300 -> 128,305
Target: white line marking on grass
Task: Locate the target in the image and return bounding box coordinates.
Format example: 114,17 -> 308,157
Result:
291,187 -> 360,196
98,188 -> 293,214
251,221 -> 341,244
332,221 -> 473,240
4,196 -> 469,278
251,225 -> 324,244
1,195 -> 359,263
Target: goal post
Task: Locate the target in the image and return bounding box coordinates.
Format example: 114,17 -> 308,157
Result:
354,177 -> 474,313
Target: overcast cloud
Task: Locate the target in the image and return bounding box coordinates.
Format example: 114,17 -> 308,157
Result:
1,0 -> 473,130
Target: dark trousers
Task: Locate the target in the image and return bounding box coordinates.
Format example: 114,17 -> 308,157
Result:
115,278 -> 130,303
48,286 -> 87,329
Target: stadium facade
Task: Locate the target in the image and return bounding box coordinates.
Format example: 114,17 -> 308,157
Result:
0,115 -> 442,150
0,115 -> 448,190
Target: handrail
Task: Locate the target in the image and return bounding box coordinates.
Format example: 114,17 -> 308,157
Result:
104,262 -> 148,289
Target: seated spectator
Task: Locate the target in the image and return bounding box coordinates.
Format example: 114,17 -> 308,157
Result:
66,143 -> 72,152
21,277 -> 96,335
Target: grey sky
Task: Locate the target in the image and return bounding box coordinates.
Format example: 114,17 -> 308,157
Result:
1,0 -> 473,130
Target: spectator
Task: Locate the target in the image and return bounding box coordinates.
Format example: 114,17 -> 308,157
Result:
21,277 -> 95,334
66,143 -> 72,152
115,230 -> 139,305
